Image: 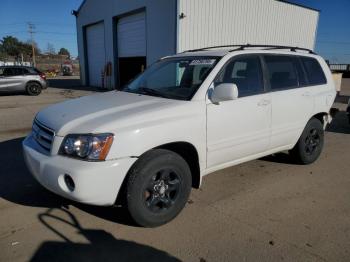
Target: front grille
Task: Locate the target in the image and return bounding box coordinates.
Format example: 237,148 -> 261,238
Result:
32,119 -> 55,152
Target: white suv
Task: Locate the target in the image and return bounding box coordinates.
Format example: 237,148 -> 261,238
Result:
23,45 -> 336,227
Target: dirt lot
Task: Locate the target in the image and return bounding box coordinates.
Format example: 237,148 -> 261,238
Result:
0,77 -> 349,262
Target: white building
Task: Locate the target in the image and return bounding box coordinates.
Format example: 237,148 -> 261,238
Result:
74,0 -> 319,89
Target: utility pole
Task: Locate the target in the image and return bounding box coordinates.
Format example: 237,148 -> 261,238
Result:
28,22 -> 36,67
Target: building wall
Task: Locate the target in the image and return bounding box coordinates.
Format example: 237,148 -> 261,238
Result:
76,0 -> 177,87
177,0 -> 319,52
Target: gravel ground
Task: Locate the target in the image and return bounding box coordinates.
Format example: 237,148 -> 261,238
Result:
0,76 -> 349,262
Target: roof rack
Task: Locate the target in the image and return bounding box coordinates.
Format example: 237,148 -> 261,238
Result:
184,44 -> 316,54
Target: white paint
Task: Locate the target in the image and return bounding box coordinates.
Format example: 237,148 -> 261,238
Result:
23,49 -> 335,209
117,12 -> 146,57
86,22 -> 106,87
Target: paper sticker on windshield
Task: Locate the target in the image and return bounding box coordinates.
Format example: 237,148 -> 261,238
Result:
190,59 -> 216,66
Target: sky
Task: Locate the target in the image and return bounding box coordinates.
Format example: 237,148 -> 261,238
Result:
0,0 -> 82,57
0,0 -> 349,63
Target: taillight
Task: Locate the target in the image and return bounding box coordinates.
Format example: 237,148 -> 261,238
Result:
40,73 -> 46,80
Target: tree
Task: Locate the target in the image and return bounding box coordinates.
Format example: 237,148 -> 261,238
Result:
58,47 -> 70,58
0,36 -> 22,57
46,42 -> 56,55
0,36 -> 39,61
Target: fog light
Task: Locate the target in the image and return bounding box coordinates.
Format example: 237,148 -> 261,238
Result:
64,174 -> 75,192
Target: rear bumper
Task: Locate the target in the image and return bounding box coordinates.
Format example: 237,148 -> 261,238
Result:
41,80 -> 48,89
22,134 -> 137,206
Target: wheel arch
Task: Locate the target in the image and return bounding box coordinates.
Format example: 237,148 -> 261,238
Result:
115,141 -> 201,205
26,80 -> 43,88
311,111 -> 330,129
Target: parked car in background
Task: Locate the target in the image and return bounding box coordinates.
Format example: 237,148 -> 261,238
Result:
0,66 -> 47,95
62,63 -> 73,76
23,45 -> 336,227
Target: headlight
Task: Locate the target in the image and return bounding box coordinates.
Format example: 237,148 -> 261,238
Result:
59,133 -> 114,161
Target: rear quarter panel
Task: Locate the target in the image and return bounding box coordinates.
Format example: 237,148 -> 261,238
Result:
312,57 -> 337,115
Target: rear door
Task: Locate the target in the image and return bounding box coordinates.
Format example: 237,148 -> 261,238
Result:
264,55 -> 314,149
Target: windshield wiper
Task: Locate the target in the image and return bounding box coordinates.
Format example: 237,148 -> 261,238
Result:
139,87 -> 170,99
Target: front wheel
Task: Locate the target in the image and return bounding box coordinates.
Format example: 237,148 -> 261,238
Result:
26,82 -> 42,96
290,118 -> 324,164
125,149 -> 192,227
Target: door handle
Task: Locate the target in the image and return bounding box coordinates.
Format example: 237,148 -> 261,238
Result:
302,92 -> 311,97
258,99 -> 271,106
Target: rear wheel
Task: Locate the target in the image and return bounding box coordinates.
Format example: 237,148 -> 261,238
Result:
26,82 -> 42,96
290,118 -> 324,164
125,149 -> 192,227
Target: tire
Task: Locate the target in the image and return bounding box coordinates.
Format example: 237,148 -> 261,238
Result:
290,118 -> 324,164
26,82 -> 42,96
126,149 -> 192,227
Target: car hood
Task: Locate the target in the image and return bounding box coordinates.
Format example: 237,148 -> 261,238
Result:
36,91 -> 188,136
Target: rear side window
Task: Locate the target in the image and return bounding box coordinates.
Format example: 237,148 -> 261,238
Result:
293,57 -> 307,87
264,55 -> 298,90
301,57 -> 327,85
214,55 -> 264,97
25,68 -> 39,75
22,68 -> 30,75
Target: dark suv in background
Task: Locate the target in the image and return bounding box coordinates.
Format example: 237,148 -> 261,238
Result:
0,66 -> 47,95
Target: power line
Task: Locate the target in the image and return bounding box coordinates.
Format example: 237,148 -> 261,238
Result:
0,22 -> 75,27
1,31 -> 76,36
36,31 -> 75,35
318,41 -> 350,45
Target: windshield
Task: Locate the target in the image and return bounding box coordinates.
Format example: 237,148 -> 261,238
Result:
122,57 -> 219,100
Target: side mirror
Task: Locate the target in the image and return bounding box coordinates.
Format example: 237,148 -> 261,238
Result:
210,83 -> 238,103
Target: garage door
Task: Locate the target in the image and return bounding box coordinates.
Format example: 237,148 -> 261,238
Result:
117,12 -> 146,57
86,22 -> 105,87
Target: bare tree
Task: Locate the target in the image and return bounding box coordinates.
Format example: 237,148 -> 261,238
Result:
46,42 -> 56,55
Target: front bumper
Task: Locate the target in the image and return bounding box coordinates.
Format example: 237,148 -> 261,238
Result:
22,134 -> 137,206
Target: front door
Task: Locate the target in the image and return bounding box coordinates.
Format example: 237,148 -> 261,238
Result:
207,55 -> 271,169
1,68 -> 23,91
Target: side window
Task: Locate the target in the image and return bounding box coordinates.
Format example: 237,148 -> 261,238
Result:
0,68 -> 4,76
22,68 -> 30,75
293,57 -> 307,87
214,56 -> 264,97
301,57 -> 327,85
264,55 -> 298,90
13,68 -> 23,76
3,68 -> 14,76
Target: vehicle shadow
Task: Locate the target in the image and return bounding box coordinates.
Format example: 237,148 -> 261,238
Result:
326,110 -> 350,134
30,208 -> 180,262
48,77 -> 105,92
0,137 -> 136,226
334,94 -> 349,104
261,109 -> 350,164
260,152 -> 298,165
0,90 -> 27,96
